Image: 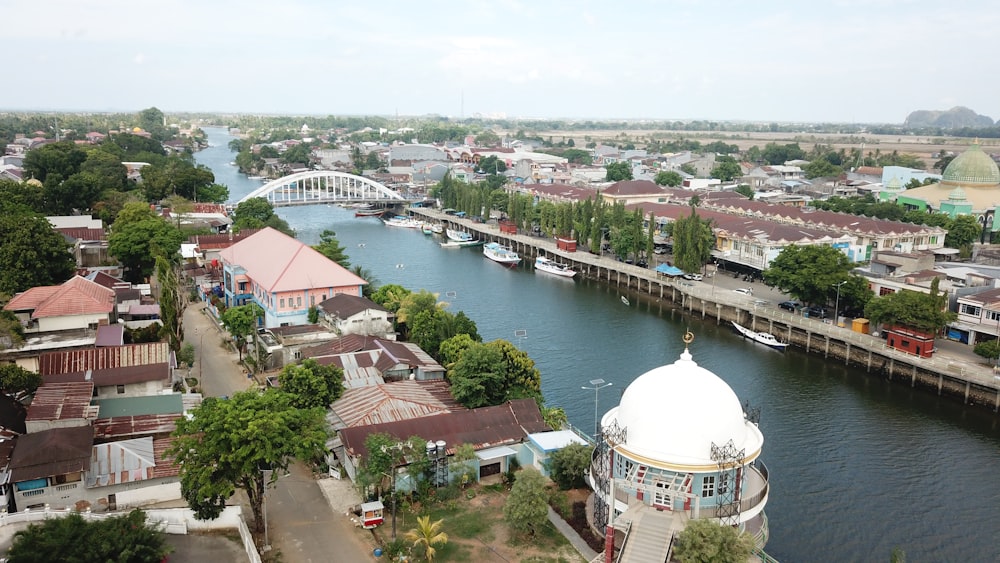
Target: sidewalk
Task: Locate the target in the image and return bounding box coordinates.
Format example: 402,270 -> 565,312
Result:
548,506 -> 599,562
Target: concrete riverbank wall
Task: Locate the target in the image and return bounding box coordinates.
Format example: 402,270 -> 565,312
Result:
410,209 -> 1000,412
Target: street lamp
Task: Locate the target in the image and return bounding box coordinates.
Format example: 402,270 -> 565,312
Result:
581,378 -> 612,440
380,442 -> 407,540
833,280 -> 847,327
260,466 -> 273,553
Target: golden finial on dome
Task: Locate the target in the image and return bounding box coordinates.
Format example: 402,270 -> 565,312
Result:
683,331 -> 694,344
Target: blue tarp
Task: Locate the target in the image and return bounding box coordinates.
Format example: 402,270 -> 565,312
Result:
656,264 -> 684,276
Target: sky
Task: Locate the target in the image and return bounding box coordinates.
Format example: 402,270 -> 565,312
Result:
5,0 -> 999,124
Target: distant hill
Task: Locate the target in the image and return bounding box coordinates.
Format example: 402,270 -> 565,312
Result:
904,106 -> 995,129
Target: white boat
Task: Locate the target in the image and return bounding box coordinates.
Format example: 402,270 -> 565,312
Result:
535,256 -> 576,278
483,242 -> 521,266
382,215 -> 423,228
731,322 -> 788,351
430,223 -> 444,235
439,239 -> 484,248
446,228 -> 474,242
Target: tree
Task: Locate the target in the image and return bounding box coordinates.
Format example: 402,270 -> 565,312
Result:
710,156 -> 742,182
308,305 -> 319,324
944,214 -> 982,249
231,197 -> 293,236
22,141 -> 88,186
561,148 -> 592,165
672,207 -> 715,274
680,163 -> 697,176
764,245 -> 853,305
277,358 -> 344,409
0,208 -> 74,294
541,406 -> 568,430
654,170 -> 683,187
671,519 -> 756,563
734,185 -> 755,200
548,443 -> 593,490
803,159 -> 843,179
487,339 -> 541,400
138,106 -> 169,141
503,467 -> 549,537
169,390 -> 327,534
604,161 -> 632,182
312,229 -> 350,268
864,279 -> 956,333
108,202 -> 184,283
154,255 -> 185,351
220,303 -> 263,361
371,284 -> 411,314
6,509 -> 171,563
0,364 -> 41,404
973,339 -> 1000,362
448,342 -> 505,408
404,515 -> 449,562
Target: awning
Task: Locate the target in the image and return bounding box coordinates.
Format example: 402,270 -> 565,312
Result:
475,446 -> 517,461
656,264 -> 684,276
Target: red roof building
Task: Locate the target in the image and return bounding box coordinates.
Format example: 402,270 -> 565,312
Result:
4,276 -> 116,334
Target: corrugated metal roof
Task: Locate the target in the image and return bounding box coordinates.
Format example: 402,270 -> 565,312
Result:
26,382 -> 98,422
94,325 -> 124,347
329,380 -> 460,430
9,426 -> 93,482
88,437 -> 155,486
339,398 -> 550,461
94,394 -> 184,418
93,414 -> 180,440
43,363 -> 170,387
38,342 -> 172,375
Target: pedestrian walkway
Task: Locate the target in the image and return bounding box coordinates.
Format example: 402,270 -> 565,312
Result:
547,506 -> 599,562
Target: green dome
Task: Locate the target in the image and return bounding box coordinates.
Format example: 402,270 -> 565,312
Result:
942,143 -> 1000,186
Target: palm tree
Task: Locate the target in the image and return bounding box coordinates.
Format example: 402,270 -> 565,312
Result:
404,515 -> 448,562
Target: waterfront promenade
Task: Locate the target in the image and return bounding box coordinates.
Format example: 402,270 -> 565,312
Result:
411,207 -> 1000,411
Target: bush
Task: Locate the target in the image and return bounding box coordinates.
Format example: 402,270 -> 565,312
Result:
549,443 -> 593,490
176,343 -> 195,367
974,339 -> 1000,361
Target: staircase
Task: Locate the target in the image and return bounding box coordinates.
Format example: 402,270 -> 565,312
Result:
617,508 -> 675,563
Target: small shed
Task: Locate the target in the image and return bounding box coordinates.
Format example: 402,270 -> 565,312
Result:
499,221 -> 517,234
360,501 -> 384,529
852,318 -> 870,335
556,238 -> 577,252
885,325 -> 935,358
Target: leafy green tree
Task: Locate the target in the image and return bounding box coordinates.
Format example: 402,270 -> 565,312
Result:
561,148 -> 593,165
838,274 -> 874,315
803,159 -> 843,179
945,214 -> 982,249
548,443 -> 593,490
308,305 -> 320,324
476,155 -> 507,175
604,161 -> 633,182
438,333 -> 477,369
864,279 -> 956,333
108,202 -> 184,283
680,163 -> 697,176
0,208 -> 74,294
671,518 -> 756,563
487,339 -> 541,400
654,170 -> 683,187
231,197 -> 293,235
503,467 -> 549,537
169,390 -> 327,534
404,515 -> 449,562
277,358 -> 344,409
973,339 -> 1000,362
475,130 -> 500,147
710,156 -> 742,182
672,207 -> 715,274
761,142 -> 806,165
448,343 -> 505,408
0,363 -> 42,403
176,343 -> 195,368
764,245 -> 853,305
0,179 -> 45,213
138,106 -> 169,141
371,284 -> 411,314
220,303 -> 263,361
312,229 -> 350,268
734,185 -> 755,200
933,155 -> 954,171
541,405 -> 568,430
22,141 -> 88,185
6,509 -> 171,563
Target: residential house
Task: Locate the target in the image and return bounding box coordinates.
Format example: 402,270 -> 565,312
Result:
8,425 -> 93,510
4,276 -> 116,334
316,294 -> 394,338
217,227 -> 367,328
36,342 -> 175,396
307,337 -> 445,382
600,180 -> 670,206
951,288 -> 1000,345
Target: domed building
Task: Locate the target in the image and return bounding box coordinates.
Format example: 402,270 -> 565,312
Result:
896,143 -> 1000,233
589,337 -> 770,560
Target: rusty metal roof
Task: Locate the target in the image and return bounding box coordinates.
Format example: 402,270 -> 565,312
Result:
300,334 -> 372,357
93,414 -> 180,440
43,363 -> 170,387
38,342 -> 172,375
339,398 -> 550,461
329,380 -> 460,430
9,425 -> 93,482
26,382 -> 98,422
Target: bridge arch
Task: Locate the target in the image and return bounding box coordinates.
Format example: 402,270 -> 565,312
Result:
236,170 -> 408,207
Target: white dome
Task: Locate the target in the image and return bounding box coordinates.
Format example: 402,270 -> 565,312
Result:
603,347 -> 763,468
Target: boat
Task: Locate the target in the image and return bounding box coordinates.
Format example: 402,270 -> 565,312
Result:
731,321 -> 788,351
355,208 -> 384,218
483,242 -> 521,266
446,228 -> 474,243
439,239 -> 484,248
421,223 -> 434,235
382,215 -> 423,228
621,296 -> 630,306
430,223 -> 444,235
534,256 -> 576,278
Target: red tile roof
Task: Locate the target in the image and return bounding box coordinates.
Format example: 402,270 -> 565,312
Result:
4,276 -> 115,319
218,228 -> 367,293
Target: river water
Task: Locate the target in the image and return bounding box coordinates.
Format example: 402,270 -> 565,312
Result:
198,127 -> 1000,562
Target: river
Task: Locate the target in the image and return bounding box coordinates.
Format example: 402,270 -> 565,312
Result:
198,127 -> 1000,562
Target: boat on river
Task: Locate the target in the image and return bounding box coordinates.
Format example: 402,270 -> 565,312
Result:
446,228 -> 474,242
535,256 -> 576,278
355,207 -> 385,218
731,321 -> 788,351
382,215 -> 423,228
440,239 -> 484,248
483,242 -> 521,266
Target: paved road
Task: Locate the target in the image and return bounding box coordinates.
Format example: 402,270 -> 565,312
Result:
183,303 -> 375,562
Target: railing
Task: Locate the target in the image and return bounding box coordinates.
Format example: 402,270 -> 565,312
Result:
615,520 -> 633,563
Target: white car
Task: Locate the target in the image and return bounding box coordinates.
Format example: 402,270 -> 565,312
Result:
733,288 -> 753,296
682,273 -> 703,281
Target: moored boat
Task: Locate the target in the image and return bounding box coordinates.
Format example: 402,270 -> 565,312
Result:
430,223 -> 444,234
483,242 -> 521,266
534,256 -> 576,278
382,215 -> 423,228
731,321 -> 788,351
446,228 -> 474,242
355,208 -> 385,217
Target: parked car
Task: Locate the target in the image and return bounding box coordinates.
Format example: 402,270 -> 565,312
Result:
779,301 -> 800,312
733,288 -> 753,296
636,259 -> 649,268
805,305 -> 827,318
683,273 -> 703,281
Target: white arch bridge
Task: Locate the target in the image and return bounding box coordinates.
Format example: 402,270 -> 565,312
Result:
237,170 -> 415,207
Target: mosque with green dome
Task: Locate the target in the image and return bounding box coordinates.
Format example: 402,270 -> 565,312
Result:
890,143 -> 1000,234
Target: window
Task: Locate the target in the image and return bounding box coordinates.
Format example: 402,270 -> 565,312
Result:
297,296 -> 302,307
879,287 -> 896,296
310,295 -> 315,306
961,304 -> 982,316
718,472 -> 730,494
280,298 -> 285,308
116,384 -> 125,394
702,475 -> 715,497
238,282 -> 247,292
987,310 -> 1000,322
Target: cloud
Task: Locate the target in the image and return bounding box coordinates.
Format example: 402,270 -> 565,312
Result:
133,53 -> 145,65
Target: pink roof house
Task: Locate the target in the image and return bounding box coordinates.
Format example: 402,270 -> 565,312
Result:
4,276 -> 116,334
217,227 -> 367,327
